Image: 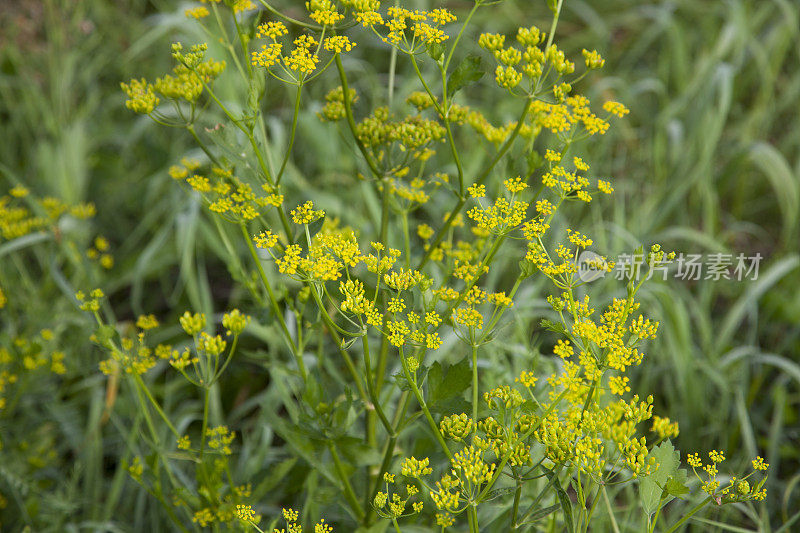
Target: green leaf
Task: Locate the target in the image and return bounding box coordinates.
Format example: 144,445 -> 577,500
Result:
664,476 -> 690,497
483,486 -> 517,500
540,319 -> 567,335
544,468 -> 574,533
519,259 -> 537,279
392,364 -> 428,392
428,357 -> 471,405
447,55 -> 484,99
521,503 -> 561,525
336,437 -> 382,467
252,458 -> 297,499
426,42 -> 445,62
639,440 -> 687,516
93,325 -> 116,348
547,0 -> 559,14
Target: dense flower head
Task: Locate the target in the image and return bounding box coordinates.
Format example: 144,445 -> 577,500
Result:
120,78 -> 159,113
307,0 -> 344,25
291,200 -> 325,224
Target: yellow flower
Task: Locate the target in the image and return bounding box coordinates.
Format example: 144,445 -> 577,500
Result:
136,314 -> 159,330
121,78 -> 159,114
185,6 -> 210,18
291,200 -> 325,224
603,100 -> 629,117
324,35 -> 355,54
254,230 -> 278,248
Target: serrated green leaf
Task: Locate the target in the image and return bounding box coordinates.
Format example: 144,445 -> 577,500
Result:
447,54 -> 483,99
426,42 -> 445,62
640,440 -> 682,515
428,357 -> 471,405
392,372 -> 413,391
664,476 -> 690,497
540,319 -> 567,335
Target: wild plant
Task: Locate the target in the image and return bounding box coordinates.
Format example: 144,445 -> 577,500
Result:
105,0 -> 771,531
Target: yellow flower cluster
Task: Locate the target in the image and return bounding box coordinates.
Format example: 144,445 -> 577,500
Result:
272,220 -> 361,282
356,6 -> 456,50
650,415 -> 679,439
122,43 -> 225,113
234,504 -> 260,524
175,164 -> 284,221
250,18 -> 354,81
478,25 -> 565,91
85,235 -> 114,269
185,6 -> 210,19
356,106 -> 445,162
319,85 -> 358,121
0,330 -> 69,411
440,413 -> 475,442
467,194 -> 528,234
1,186 -> 96,241
405,91 -> 531,147
373,474 -> 424,519
206,425 -> 235,455
688,451 -> 768,501
401,456 -> 433,478
97,331 -> 167,376
268,507 -> 333,533
120,78 -> 159,113
307,0 -> 344,26
291,200 -> 325,224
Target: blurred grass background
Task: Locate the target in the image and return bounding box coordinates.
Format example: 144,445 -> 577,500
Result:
1,0 -> 798,530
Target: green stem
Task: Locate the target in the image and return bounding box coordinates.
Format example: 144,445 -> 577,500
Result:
511,480 -> 522,530
186,124 -> 222,167
275,83 -> 303,185
133,374 -> 179,437
401,210 -> 411,269
602,485 -> 622,533
329,441 -> 366,521
361,334 -> 395,433
307,282 -> 370,406
480,274 -> 524,342
444,1 -> 482,71
240,223 -> 306,380
256,0 -> 325,31
662,496 -> 713,533
468,503 -> 479,533
408,54 -> 465,193
335,55 -> 382,179
401,350 -> 452,461
472,343 -> 479,426
388,2 -> 399,107
417,97 -> 533,269
543,0 -> 565,54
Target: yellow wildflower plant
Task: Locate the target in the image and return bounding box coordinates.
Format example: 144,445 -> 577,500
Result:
108,1 -> 771,532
